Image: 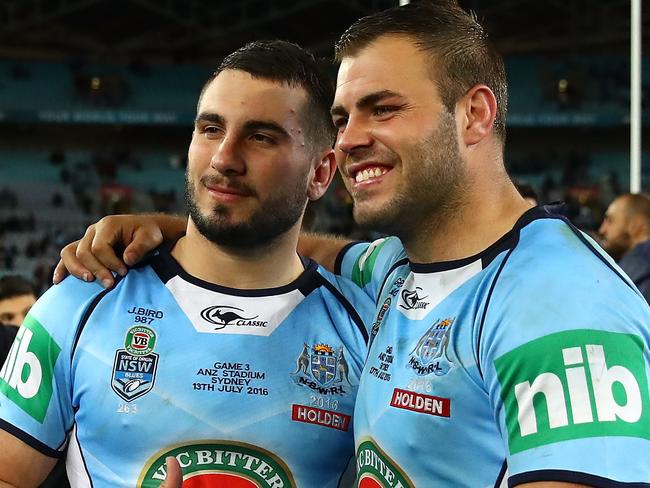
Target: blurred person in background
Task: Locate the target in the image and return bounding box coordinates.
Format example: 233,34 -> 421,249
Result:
0,275 -> 36,327
600,192 -> 650,303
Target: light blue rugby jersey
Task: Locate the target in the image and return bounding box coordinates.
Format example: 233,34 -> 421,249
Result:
337,205 -> 650,487
0,245 -> 374,487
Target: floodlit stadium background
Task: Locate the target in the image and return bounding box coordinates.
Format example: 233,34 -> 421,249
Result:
0,0 -> 647,292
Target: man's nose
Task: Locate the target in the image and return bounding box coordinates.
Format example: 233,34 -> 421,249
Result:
211,136 -> 245,174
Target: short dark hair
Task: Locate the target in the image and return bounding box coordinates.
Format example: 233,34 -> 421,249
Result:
335,0 -> 508,142
0,275 -> 35,301
199,40 -> 336,152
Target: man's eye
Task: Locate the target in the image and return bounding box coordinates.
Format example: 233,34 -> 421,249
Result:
373,106 -> 397,117
333,118 -> 348,130
252,133 -> 275,144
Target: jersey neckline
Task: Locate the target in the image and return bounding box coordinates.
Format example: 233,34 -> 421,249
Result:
150,241 -> 321,297
408,203 -> 565,274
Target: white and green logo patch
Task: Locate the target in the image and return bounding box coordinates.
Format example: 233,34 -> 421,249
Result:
125,326 -> 156,356
356,439 -> 413,488
495,329 -> 650,454
0,316 -> 61,423
138,441 -> 296,487
352,239 -> 390,288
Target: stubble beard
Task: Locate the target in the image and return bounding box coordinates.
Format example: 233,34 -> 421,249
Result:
352,111 -> 467,243
602,234 -> 631,261
185,172 -> 308,250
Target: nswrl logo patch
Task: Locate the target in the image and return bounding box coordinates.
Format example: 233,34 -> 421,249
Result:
495,329 -> 650,454
0,316 -> 61,423
111,326 -> 159,402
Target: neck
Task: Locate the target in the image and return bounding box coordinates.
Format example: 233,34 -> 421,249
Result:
402,167 -> 532,264
172,220 -> 305,289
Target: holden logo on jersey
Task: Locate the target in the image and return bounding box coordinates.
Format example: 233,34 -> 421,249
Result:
356,439 -> 413,488
111,326 -> 159,402
407,318 -> 454,376
0,316 -> 61,423
292,343 -> 350,395
399,287 -> 429,310
137,441 -> 296,488
200,305 -> 268,330
495,329 -> 650,454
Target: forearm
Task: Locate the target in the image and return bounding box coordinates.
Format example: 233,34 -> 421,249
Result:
149,213 -> 188,241
298,232 -> 353,272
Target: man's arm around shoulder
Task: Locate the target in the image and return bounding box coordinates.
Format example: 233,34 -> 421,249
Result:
299,232 -> 352,273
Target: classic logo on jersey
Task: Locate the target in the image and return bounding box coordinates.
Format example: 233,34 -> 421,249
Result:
407,318 -> 454,376
0,316 -> 61,423
200,305 -> 268,330
495,329 -> 650,454
356,439 -> 413,488
138,441 -> 296,488
399,287 -> 429,310
111,326 -> 159,402
292,343 -> 350,395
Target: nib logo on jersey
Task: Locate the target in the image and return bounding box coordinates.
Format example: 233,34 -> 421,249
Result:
0,316 -> 61,423
356,439 -> 413,488
495,329 -> 650,454
138,441 -> 296,488
292,343 -> 351,395
407,318 -> 454,376
111,326 -> 158,402
201,305 -> 268,330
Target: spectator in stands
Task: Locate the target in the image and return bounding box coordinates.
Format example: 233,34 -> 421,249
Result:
0,275 -> 37,326
599,193 -> 650,303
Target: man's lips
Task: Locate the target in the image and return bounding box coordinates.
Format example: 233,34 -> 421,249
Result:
205,184 -> 248,196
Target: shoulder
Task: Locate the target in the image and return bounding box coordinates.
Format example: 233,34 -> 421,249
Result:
481,216 -> 650,354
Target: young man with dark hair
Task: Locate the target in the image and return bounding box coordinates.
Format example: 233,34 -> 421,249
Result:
0,40 -> 373,487
55,2 -> 650,487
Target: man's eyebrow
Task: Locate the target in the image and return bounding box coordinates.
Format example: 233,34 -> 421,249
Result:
243,120 -> 290,138
194,114 -> 290,138
195,112 -> 225,125
331,90 -> 403,117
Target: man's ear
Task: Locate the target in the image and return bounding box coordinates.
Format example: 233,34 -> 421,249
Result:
457,84 -> 497,146
627,213 -> 644,239
307,149 -> 337,201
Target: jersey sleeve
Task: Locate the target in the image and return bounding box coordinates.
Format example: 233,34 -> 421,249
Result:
335,237 -> 407,302
479,240 -> 650,485
0,277 -> 105,457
